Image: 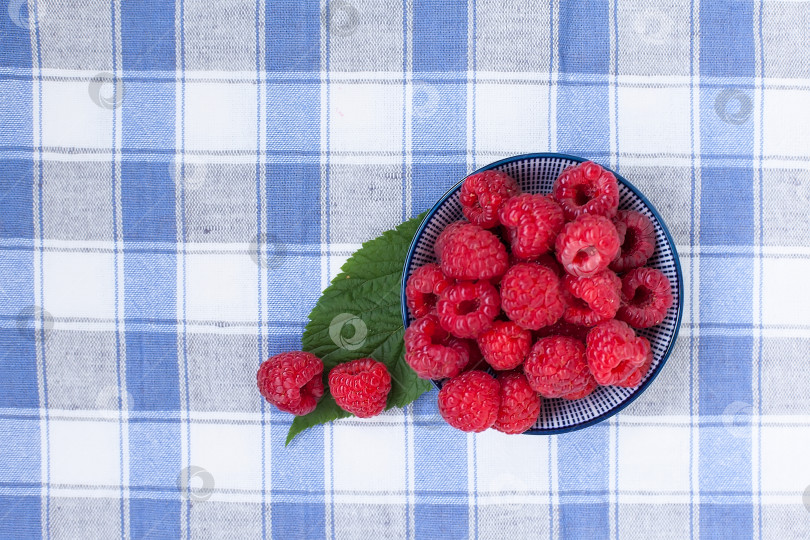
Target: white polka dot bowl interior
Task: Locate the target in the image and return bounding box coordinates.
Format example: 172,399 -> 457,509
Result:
401,153 -> 684,435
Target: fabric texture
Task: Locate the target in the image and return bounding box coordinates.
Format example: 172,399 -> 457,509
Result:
0,0 -> 809,538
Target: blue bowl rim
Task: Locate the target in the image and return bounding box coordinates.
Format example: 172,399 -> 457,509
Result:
400,152 -> 685,436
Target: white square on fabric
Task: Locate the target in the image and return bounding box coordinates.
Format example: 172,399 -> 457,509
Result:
41,80 -> 114,150
186,252 -> 258,323
50,419 -> 121,487
185,82 -> 259,153
475,83 -> 550,156
332,423 -> 406,497
763,88 -> 810,159
617,86 -> 691,156
760,426 -> 810,493
190,422 -> 262,495
762,258 -> 810,327
330,83 -> 403,155
617,424 -> 690,493
475,430 -> 550,505
43,251 -> 116,320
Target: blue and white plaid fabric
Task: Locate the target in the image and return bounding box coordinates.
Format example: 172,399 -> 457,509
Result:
1,0 -> 809,538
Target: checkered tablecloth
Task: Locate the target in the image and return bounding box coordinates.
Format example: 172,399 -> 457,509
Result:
1,0 -> 809,538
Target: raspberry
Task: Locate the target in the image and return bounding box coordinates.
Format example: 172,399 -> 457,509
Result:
586,320 -> 648,385
555,214 -> 621,278
562,377 -> 598,400
477,320 -> 532,370
561,270 -> 621,326
534,320 -> 590,342
610,210 -> 656,273
523,336 -> 595,398
437,370 -> 500,433
493,372 -> 541,434
616,267 -> 674,328
405,263 -> 451,319
328,358 -> 391,418
499,194 -> 564,260
459,170 -> 521,228
552,161 -> 619,220
437,280 -> 500,339
437,223 -> 509,281
500,263 -> 565,330
615,337 -> 652,388
434,220 -> 466,262
404,315 -> 469,379
257,351 -> 324,416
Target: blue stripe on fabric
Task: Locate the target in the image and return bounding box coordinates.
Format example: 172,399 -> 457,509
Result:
0,79 -> 33,149
109,3 -> 127,532
129,499 -> 181,540
699,1 -> 755,78
121,0 -> 175,71
265,1 -> 320,71
412,390 -> 468,539
177,0 -> 192,536
411,0 -> 466,217
0,496 -> 40,539
689,1 -> 697,537
557,0 -> 610,156
253,1 -> 267,537
0,2 -> 33,69
756,1 -> 766,537
120,0 -> 180,535
270,424 -> 326,540
0,160 -> 34,239
557,427 -> 609,540
266,2 -> 323,536
31,1 -> 50,536
412,0 -> 467,72
698,2 -> 755,539
558,0 -> 610,74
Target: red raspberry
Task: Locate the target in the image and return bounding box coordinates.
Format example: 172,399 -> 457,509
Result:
404,315 -> 469,379
615,337 -> 652,388
437,223 -> 509,281
610,210 -> 656,273
328,358 -> 391,418
437,370 -> 500,433
534,320 -> 590,342
616,267 -> 674,328
257,352 -> 324,416
552,161 -> 619,220
562,377 -> 598,400
586,320 -> 648,385
434,221 -> 466,262
493,371 -> 541,434
459,170 -> 521,228
555,215 -> 620,278
477,320 -> 532,370
561,270 -> 621,326
405,263 -> 451,318
523,336 -> 595,398
499,194 -> 564,260
437,280 -> 500,339
500,263 -> 565,330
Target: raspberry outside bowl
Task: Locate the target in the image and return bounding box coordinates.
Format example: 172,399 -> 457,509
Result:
401,153 -> 683,435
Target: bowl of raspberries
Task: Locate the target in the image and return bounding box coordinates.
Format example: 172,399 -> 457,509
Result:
401,153 -> 683,435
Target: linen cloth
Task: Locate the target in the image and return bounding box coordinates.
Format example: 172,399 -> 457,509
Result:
1,0 -> 809,538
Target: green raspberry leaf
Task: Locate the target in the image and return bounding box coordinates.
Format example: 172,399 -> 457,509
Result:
285,212 -> 431,446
